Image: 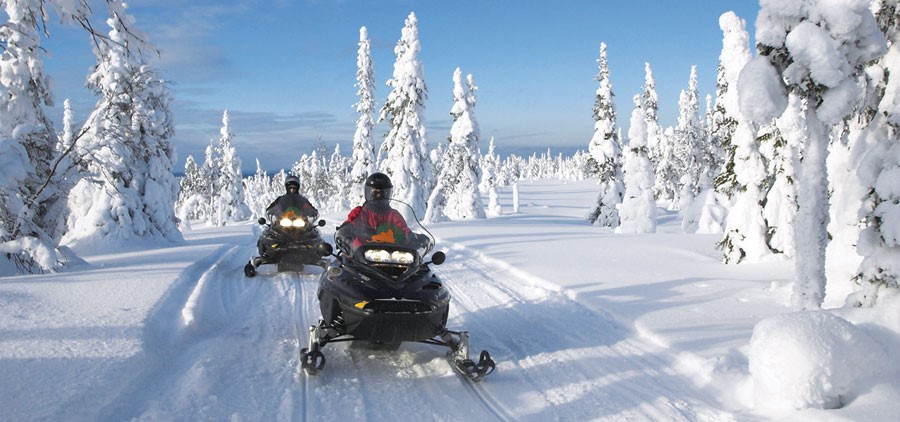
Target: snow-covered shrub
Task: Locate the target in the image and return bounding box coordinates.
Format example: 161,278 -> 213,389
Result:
749,310 -> 887,410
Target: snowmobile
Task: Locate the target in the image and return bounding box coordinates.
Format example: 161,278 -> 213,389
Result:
300,201 -> 495,381
244,194 -> 328,277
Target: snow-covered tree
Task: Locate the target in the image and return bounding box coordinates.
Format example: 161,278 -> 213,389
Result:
62,1 -> 182,251
850,0 -> 900,306
666,66 -> 707,231
763,94 -> 803,258
243,159 -> 278,220
701,11 -> 753,235
176,155 -> 203,221
586,42 -> 623,227
712,11 -> 753,200
479,137 -> 502,216
0,1 -> 94,273
717,115 -> 772,264
752,0 -> 886,310
673,66 -> 705,214
642,63 -> 663,158
378,12 -> 432,220
425,68 -> 485,222
643,64 -> 676,207
617,95 -> 656,234
348,26 -> 377,207
327,144 -> 350,212
212,110 -> 250,225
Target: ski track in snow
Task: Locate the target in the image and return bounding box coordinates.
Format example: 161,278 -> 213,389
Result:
86,230 -> 735,421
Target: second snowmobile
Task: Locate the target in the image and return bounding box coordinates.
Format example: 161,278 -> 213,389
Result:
244,194 -> 328,277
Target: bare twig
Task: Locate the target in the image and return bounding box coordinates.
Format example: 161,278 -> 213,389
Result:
31,126 -> 90,202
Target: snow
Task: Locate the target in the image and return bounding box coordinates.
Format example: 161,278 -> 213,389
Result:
737,57 -> 787,123
2,179 -> 898,421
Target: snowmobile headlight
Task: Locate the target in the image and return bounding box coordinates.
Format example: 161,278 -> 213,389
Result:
365,249 -> 392,263
279,218 -> 306,228
364,249 -> 414,264
391,251 -> 414,264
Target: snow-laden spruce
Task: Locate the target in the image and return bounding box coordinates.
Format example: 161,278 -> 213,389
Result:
425,68 -> 485,222
763,93 -> 803,258
378,12 -> 432,220
710,11 -> 751,202
644,64 -> 675,207
718,70 -> 773,264
242,160 -> 282,220
176,111 -> 250,228
586,42 -> 623,228
753,0 -> 887,310
697,11 -> 753,235
62,1 -> 182,252
617,95 -> 656,234
0,1 -> 91,274
479,137 -> 503,216
674,65 -> 707,231
850,0 -> 900,306
348,26 -> 377,207
211,111 -> 251,225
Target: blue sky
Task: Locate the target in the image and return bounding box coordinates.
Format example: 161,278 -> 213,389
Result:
40,1 -> 761,173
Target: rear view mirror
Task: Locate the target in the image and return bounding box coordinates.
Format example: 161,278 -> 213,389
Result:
316,242 -> 334,257
430,251 -> 446,265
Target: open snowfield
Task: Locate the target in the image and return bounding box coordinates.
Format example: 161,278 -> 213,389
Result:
1,179 -> 898,421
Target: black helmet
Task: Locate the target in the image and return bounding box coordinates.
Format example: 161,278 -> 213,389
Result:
285,175 -> 300,193
364,172 -> 392,202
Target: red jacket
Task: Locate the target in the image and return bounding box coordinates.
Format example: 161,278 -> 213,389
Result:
342,204 -> 411,246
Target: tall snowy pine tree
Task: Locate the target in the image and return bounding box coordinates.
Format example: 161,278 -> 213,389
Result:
0,1 -> 99,273
378,12 -> 432,220
851,0 -> 900,306
425,68 -> 485,222
212,110 -> 250,225
63,1 -> 181,250
753,0 -> 886,310
348,26 -> 377,207
617,95 -> 656,234
586,42 -> 623,227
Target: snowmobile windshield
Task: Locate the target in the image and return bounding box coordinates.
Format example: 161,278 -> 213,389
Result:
336,200 -> 435,265
268,194 -> 318,229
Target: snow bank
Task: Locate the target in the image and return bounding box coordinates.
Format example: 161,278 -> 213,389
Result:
748,310 -> 888,410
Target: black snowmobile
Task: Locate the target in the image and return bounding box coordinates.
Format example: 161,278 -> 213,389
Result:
301,201 -> 495,381
244,194 -> 328,277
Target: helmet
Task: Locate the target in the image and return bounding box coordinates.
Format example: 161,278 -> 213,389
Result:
285,175 -> 300,193
364,172 -> 392,202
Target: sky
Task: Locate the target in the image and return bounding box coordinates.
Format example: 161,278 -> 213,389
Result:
2,178 -> 898,420
39,1 -> 761,173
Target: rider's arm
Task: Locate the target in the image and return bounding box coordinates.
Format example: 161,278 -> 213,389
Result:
265,196 -> 281,213
344,206 -> 362,224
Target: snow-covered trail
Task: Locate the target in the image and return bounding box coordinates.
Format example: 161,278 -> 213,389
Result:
73,223 -> 736,421
434,242 -> 734,421
92,244 -> 312,420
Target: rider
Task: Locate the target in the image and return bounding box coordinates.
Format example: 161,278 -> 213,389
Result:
337,172 -> 412,248
267,174 -> 317,216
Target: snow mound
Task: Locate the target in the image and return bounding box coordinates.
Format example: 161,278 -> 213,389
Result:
748,310 -> 887,411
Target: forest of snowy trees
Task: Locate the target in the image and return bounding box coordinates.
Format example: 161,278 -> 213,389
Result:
2,1 -> 899,310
